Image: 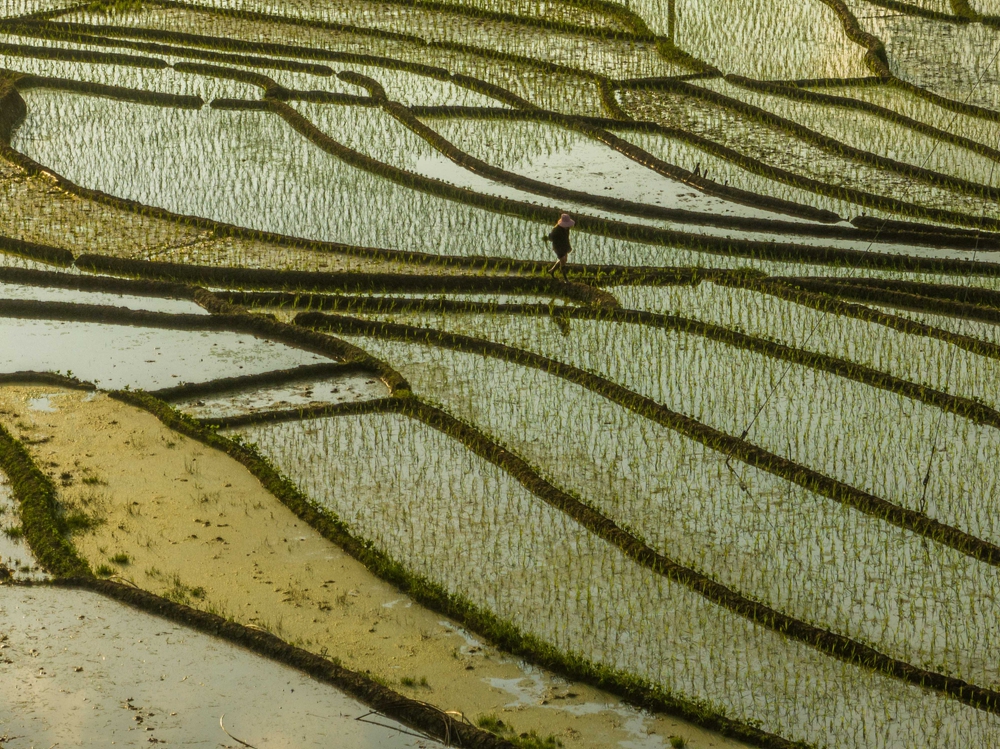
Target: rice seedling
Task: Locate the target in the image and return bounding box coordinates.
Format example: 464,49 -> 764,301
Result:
857,13 -> 1000,110
335,332 -> 1000,687
672,0 -> 871,79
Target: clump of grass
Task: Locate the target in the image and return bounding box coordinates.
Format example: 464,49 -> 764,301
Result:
95,563 -> 114,577
63,509 -> 99,535
476,715 -> 507,733
82,475 -> 107,486
669,736 -> 687,749
399,675 -> 430,688
366,671 -> 393,688
475,715 -> 562,749
162,573 -> 206,604
2,524 -> 24,539
109,552 -> 130,565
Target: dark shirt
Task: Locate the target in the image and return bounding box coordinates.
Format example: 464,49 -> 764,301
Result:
548,225 -> 572,257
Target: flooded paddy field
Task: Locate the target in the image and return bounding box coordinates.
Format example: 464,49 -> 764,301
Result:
4,0 -> 1000,748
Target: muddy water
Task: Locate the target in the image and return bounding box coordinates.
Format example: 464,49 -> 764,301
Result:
175,370 -> 389,419
0,316 -> 326,389
0,585 -> 444,748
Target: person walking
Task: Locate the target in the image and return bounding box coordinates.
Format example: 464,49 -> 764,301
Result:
546,213 -> 575,280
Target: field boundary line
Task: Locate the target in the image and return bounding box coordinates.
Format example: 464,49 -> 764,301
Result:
339,70 -> 872,236
148,360 -> 377,402
296,312 -> 1000,570
395,397 -> 1000,715
257,288 -> 1000,434
725,75 -> 1000,164
741,276 -> 1000,364
19,7 -> 1000,233
792,277 -> 1000,324
204,352 -> 1000,717
7,78 -> 1000,272
617,76 -> 1000,205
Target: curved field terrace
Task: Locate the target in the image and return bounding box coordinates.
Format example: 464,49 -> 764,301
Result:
2,1 -> 1000,748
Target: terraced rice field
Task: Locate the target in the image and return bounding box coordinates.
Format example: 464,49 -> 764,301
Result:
5,1 -> 1000,748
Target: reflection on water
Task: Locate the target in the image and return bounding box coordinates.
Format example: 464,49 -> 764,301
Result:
0,281 -> 208,314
